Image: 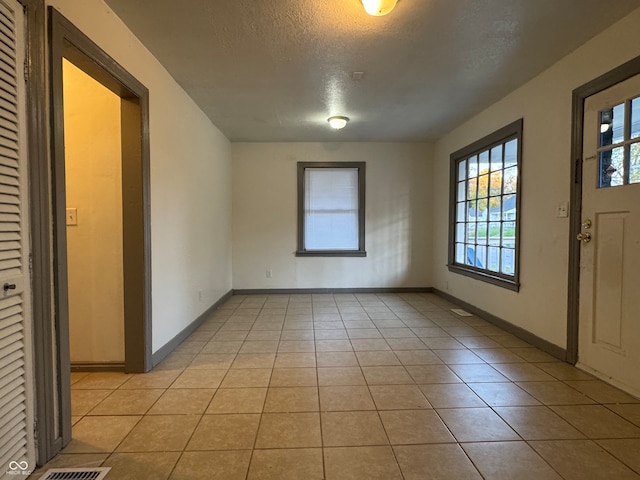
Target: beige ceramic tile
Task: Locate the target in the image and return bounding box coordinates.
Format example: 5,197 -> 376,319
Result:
467,382 -> 541,407
119,370 -> 181,389
219,368 -> 272,388
321,411 -> 388,446
350,339 -> 391,351
171,369 -> 226,389
117,415 -> 199,452
369,385 -> 431,410
597,439 -> 640,473
564,380 -> 640,404
437,407 -> 519,442
394,444 -> 482,480
313,353 -> 355,370
530,440 -> 640,480
188,353 -> 236,369
201,341 -> 242,354
535,362 -> 595,380
64,416 -> 141,454
207,387 -> 267,413
355,350 -> 401,366
88,389 -> 164,415
263,387 -> 319,412
462,442 -> 562,480
362,366 -> 414,385
317,367 -> 366,386
419,383 -> 486,408
380,409 -> 455,444
448,364 -> 509,383
231,353 -> 276,369
72,372 -> 132,390
516,381 -> 596,405
246,330 -> 281,341
607,404 -> 640,427
314,329 -> 348,340
255,412 -> 322,448
405,365 -> 461,384
187,414 -> 260,450
494,406 -> 585,440
491,363 -> 557,381
432,349 -> 485,364
324,446 -> 402,480
277,340 -> 315,353
550,405 -> 640,438
394,349 -> 443,365
170,451 -> 252,480
71,389 -> 112,416
102,452 -> 180,480
149,388 -> 215,415
274,352 -> 316,368
270,367 -> 317,387
319,385 -> 376,411
471,348 -> 528,364
247,448 -> 324,480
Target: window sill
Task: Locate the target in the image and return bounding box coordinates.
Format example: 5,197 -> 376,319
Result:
296,250 -> 367,257
447,263 -> 520,292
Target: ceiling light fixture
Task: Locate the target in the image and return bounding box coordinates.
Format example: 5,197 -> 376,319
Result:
362,0 -> 398,16
327,116 -> 349,129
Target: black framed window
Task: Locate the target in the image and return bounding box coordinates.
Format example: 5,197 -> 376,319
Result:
448,119 -> 523,291
297,162 -> 366,257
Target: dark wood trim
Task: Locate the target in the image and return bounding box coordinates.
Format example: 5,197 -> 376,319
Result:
22,0 -> 60,466
433,289 -> 567,361
447,119 -> 523,292
233,287 -> 433,295
152,290 -> 233,367
296,162 -> 366,256
70,362 -> 125,373
567,55 -> 640,364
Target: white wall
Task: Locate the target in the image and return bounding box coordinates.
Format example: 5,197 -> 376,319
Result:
48,0 -> 233,353
64,60 -> 124,363
232,143 -> 433,289
432,7 -> 640,348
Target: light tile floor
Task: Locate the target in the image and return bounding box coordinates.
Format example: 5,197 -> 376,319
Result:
31,293 -> 640,479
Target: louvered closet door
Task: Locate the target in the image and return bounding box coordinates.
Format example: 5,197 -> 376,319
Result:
0,0 -> 34,478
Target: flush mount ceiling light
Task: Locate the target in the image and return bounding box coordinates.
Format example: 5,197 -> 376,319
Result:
327,116 -> 349,129
362,0 -> 398,16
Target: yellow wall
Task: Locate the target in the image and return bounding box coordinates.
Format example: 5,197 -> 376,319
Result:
63,59 -> 124,363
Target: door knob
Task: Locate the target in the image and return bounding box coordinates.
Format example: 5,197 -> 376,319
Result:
576,232 -> 592,244
582,219 -> 592,229
3,283 -> 16,291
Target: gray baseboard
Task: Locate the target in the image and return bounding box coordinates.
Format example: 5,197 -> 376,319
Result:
70,362 -> 125,372
232,287 -> 433,295
433,288 -> 567,361
151,289 -> 233,367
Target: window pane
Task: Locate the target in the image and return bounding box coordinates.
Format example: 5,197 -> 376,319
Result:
304,168 -> 359,250
477,174 -> 488,199
490,145 -> 503,171
488,197 -> 501,221
476,222 -> 487,245
503,166 -> 517,194
501,249 -> 515,276
467,222 -> 477,244
631,97 -> 640,140
600,103 -> 624,147
487,247 -> 500,272
599,147 -> 625,188
456,223 -> 466,243
489,171 -> 502,196
477,198 -> 488,222
468,156 -> 478,178
457,181 -> 466,202
465,244 -> 475,266
456,243 -> 465,263
467,177 -> 478,200
631,142 -> 640,184
504,139 -> 518,168
475,245 -> 487,269
502,222 -> 516,248
457,202 -> 465,222
502,195 -> 516,220
467,201 -> 477,222
458,159 -> 467,181
478,151 -> 490,175
488,222 -> 501,246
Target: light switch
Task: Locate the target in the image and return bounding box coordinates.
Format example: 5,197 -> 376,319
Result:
556,202 -> 568,218
66,207 -> 78,226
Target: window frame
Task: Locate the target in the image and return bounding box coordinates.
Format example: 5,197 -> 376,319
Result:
447,119 -> 523,291
296,161 -> 366,257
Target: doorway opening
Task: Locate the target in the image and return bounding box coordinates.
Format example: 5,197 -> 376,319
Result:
48,8 -> 152,448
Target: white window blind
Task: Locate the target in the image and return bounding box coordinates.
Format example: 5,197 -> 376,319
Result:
304,168 -> 359,251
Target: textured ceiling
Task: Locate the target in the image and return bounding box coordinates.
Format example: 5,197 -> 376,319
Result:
103,0 -> 639,142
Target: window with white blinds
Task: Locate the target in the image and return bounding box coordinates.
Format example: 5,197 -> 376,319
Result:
0,0 -> 34,475
297,162 -> 366,256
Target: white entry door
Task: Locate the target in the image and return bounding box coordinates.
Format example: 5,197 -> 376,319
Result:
579,73 -> 640,397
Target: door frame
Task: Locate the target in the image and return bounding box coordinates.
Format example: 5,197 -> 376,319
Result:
567,55 -> 640,364
46,7 -> 152,448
